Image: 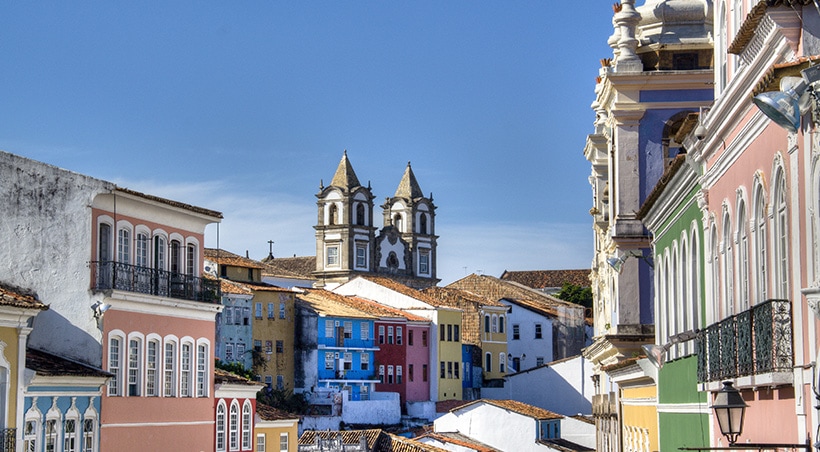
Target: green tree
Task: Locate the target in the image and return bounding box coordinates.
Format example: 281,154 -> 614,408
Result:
555,283 -> 593,309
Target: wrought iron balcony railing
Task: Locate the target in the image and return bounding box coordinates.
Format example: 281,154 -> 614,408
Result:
90,261 -> 220,303
697,299 -> 793,383
0,428 -> 14,452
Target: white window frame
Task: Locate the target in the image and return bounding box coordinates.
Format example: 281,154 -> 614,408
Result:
146,338 -> 160,396
326,245 -> 340,267
196,342 -> 209,397
229,401 -> 239,451
242,400 -> 252,450
216,401 -> 227,452
108,334 -> 123,396
164,340 -> 177,397
279,432 -> 288,452
180,342 -> 193,397
257,434 -> 266,452
127,336 -> 142,397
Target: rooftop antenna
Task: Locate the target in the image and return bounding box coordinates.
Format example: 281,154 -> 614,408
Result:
268,240 -> 275,260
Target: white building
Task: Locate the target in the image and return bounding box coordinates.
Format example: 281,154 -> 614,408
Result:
499,297 -> 557,371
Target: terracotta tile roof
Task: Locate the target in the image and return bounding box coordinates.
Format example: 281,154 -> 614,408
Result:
728,0 -> 814,55
752,56 -> 820,97
256,403 -> 300,421
242,282 -> 293,293
26,348 -> 111,378
296,289 -> 378,319
0,283 -> 47,311
204,248 -> 265,269
115,187 -> 222,219
454,399 -> 563,421
358,276 -> 444,306
214,368 -> 259,386
262,255 -> 317,279
447,274 -> 580,319
328,295 -> 430,323
499,270 -> 590,289
415,432 -> 501,452
299,429 -> 447,452
435,399 -> 471,413
422,287 -> 502,345
217,278 -> 253,296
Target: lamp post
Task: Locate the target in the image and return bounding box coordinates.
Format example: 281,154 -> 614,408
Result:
711,381 -> 747,445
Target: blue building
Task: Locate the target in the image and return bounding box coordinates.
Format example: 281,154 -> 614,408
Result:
214,279 -> 254,371
294,289 -> 379,401
23,349 -> 109,452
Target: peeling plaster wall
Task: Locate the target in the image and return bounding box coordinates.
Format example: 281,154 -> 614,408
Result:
0,151 -> 112,366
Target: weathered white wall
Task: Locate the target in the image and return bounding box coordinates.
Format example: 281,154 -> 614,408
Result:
434,403 -> 552,452
299,415 -> 341,433
481,355 -> 593,417
559,416 -> 596,449
0,151 -> 112,366
342,391 -> 401,425
501,299 -> 555,369
406,401 -> 436,421
416,436 -> 474,452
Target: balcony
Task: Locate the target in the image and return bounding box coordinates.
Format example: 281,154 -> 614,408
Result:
697,299 -> 793,384
592,392 -> 617,417
0,428 -> 14,451
91,261 -> 220,303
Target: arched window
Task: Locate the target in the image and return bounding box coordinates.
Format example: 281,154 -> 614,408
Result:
23,419 -> 37,452
180,342 -> 193,397
393,214 -> 403,232
164,340 -> 177,397
128,337 -> 142,397
108,335 -> 123,396
491,315 -> 498,333
670,246 -> 678,343
484,315 -> 490,333
690,227 -> 701,335
146,339 -> 160,396
499,353 -> 506,373
716,2 -> 728,93
242,401 -> 252,450
328,204 -> 338,225
485,353 -> 492,372
773,172 -> 789,298
710,224 -> 721,324
498,316 -> 505,334
186,244 -> 196,275
154,236 -> 167,270
656,254 -> 667,348
136,232 -> 149,268
196,342 -> 209,397
737,201 -> 750,310
229,401 -> 239,451
216,401 -> 226,452
117,227 -> 131,264
420,214 -> 428,234
723,212 -> 734,316
170,240 -> 181,275
356,203 -> 365,226
753,184 -> 768,301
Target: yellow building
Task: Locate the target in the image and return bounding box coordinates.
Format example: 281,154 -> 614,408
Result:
605,358 -> 658,452
255,403 -> 300,452
251,287 -> 297,391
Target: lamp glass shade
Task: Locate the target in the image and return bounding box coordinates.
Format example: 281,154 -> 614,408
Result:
711,381 -> 747,444
641,344 -> 666,369
752,90 -> 801,133
607,256 -> 625,273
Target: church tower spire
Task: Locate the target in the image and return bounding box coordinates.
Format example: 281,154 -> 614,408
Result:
313,151 -> 376,288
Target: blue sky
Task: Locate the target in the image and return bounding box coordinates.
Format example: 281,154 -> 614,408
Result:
1,2 -> 615,284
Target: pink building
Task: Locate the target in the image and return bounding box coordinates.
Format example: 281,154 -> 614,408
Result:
214,369 -> 264,452
90,189 -> 223,450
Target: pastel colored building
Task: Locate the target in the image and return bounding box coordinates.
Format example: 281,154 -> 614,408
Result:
214,368 -> 264,452
254,403 -> 300,452
216,278 -> 255,370
251,287 -> 297,392
334,276 -> 463,401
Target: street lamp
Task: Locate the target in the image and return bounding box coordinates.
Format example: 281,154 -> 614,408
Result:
711,381 -> 747,445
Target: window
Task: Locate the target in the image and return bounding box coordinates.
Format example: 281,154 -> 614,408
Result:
422,331 -> 428,347
536,357 -> 545,366
196,344 -> 207,397
277,375 -> 284,390
146,339 -> 159,396
326,321 -> 334,339
356,243 -> 367,268
181,343 -> 192,397
64,419 -> 77,452
108,337 -> 122,396
344,321 -> 353,339
774,173 -> 789,298
388,326 -> 394,344
419,250 -> 429,274
440,361 -> 445,378
154,236 -> 166,270
82,419 -> 94,452
255,303 -> 263,319
229,402 -> 239,451
118,228 -> 131,264
343,352 -> 352,370
447,324 -> 452,342
24,420 -> 36,452
454,362 -> 459,379
453,325 -> 460,342
99,223 -> 112,262
361,353 -> 370,370
440,324 -> 445,341
408,330 -> 414,346
237,343 -> 245,359
379,365 -> 385,383
513,324 -> 520,340
754,185 -> 768,300
447,362 -> 452,379
248,267 -> 254,281
361,322 -> 369,341
242,401 -> 252,450
499,353 -> 506,373
164,341 -> 176,397
254,340 -> 262,352
280,433 -> 289,452
396,326 -> 403,345
128,338 -> 141,396
226,307 -> 234,325
492,315 -> 497,333
241,308 -> 249,325
136,233 -> 149,267
266,341 -> 273,354
326,245 -> 339,266
279,302 -> 286,319
388,365 -> 394,384
484,315 -> 490,333
378,325 -> 385,344
328,204 -> 338,225
186,244 -> 196,275
226,343 -> 234,362
420,213 -> 428,234
268,303 -> 275,319
535,323 -> 543,339
45,419 -> 57,452
356,203 -> 366,226
397,365 -> 403,384
216,402 -> 226,451
499,316 -> 505,333
275,340 -> 284,353
170,240 -> 181,274
265,375 -> 273,387
409,364 -> 414,382
485,353 -> 492,372
257,434 -> 266,452
423,364 -> 428,382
